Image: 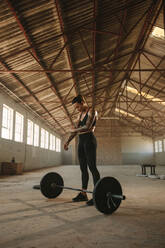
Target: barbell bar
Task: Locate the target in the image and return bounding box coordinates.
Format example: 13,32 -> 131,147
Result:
51,183 -> 125,200
40,172 -> 126,214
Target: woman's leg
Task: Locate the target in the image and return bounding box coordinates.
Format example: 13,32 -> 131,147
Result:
78,141 -> 89,189
72,141 -> 89,202
84,135 -> 100,186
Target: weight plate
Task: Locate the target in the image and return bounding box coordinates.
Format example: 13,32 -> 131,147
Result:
93,177 -> 122,215
40,172 -> 64,199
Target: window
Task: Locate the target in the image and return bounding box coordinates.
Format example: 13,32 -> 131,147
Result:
40,128 -> 45,148
27,119 -> 33,145
52,135 -> 56,151
15,112 -> 24,142
49,134 -> 53,150
154,141 -> 158,153
1,104 -> 13,140
34,124 -> 39,147
158,140 -> 162,152
56,137 -> 61,152
163,139 -> 165,152
45,131 -> 49,149
40,128 -> 49,149
49,134 -> 56,151
155,140 -> 163,153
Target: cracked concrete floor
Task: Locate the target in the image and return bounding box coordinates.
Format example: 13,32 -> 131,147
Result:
0,165 -> 165,248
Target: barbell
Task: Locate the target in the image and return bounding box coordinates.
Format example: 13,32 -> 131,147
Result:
40,172 -> 126,215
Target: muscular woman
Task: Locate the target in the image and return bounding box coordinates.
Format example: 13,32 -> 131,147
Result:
64,95 -> 100,206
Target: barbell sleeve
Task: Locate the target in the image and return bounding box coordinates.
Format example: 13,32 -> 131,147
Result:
107,192 -> 126,200
111,194 -> 126,200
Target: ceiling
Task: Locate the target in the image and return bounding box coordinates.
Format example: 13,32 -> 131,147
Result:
0,0 -> 164,137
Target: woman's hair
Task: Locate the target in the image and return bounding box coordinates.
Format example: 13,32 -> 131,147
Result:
72,94 -> 84,104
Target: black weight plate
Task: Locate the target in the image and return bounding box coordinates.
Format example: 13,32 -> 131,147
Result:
93,177 -> 122,215
40,172 -> 64,199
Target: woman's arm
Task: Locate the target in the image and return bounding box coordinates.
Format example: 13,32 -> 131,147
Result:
64,113 -> 81,150
72,109 -> 97,133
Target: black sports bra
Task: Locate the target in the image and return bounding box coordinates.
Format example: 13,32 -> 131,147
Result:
78,110 -> 96,128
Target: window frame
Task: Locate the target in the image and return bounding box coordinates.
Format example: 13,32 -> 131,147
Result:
45,130 -> 49,149
40,128 -> 49,149
34,124 -> 39,147
14,111 -> 24,143
154,141 -> 158,153
56,137 -> 61,152
27,119 -> 34,145
158,140 -> 163,152
1,104 -> 13,140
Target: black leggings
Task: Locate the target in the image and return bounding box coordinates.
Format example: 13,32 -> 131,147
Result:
78,132 -> 100,189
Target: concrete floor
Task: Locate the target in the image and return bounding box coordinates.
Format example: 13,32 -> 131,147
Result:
0,165 -> 165,248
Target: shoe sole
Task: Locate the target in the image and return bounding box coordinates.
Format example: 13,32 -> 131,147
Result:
72,199 -> 88,202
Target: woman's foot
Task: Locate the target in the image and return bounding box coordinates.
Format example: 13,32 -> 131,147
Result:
72,192 -> 88,202
86,198 -> 94,206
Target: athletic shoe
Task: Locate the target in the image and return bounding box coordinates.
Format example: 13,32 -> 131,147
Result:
86,198 -> 94,206
72,192 -> 88,202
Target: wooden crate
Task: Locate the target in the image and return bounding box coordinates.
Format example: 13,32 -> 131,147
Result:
1,162 -> 23,175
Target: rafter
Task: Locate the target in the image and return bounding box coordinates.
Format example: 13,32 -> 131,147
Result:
92,0 -> 97,108
106,0 -> 163,119
1,68 -> 165,74
101,6 -> 127,115
55,0 -> 79,96
0,59 -> 65,134
129,78 -> 165,101
6,0 -> 74,130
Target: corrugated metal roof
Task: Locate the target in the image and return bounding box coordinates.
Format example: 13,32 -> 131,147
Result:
0,0 -> 164,137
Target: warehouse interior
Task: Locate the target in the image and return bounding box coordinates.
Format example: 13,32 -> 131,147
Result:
0,0 -> 165,247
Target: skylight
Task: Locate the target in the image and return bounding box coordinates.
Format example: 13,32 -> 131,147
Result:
151,27 -> 164,39
115,108 -> 141,121
126,86 -> 165,106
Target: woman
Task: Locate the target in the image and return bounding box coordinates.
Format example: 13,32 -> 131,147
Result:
64,95 -> 100,206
